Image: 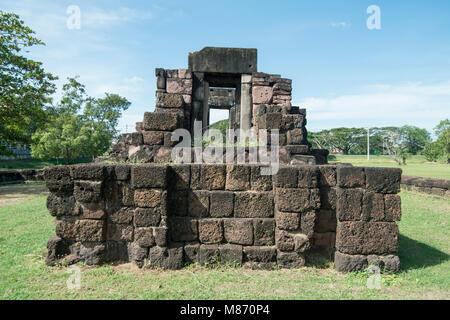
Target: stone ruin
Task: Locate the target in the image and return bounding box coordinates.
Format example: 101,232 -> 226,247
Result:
44,47 -> 402,273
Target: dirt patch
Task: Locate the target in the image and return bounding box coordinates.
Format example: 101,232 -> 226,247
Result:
0,183 -> 48,207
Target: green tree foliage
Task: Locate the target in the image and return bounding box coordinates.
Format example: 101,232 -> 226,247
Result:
31,78 -> 130,164
0,11 -> 57,155
310,127 -> 366,154
424,119 -> 450,163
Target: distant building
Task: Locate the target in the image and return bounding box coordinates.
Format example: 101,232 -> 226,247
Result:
331,148 -> 342,154
0,142 -> 32,160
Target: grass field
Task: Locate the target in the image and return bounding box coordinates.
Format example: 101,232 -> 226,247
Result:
0,184 -> 448,300
0,158 -> 91,171
331,154 -> 450,180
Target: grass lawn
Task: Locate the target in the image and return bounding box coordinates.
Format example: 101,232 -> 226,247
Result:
331,154 -> 450,180
0,184 -> 448,300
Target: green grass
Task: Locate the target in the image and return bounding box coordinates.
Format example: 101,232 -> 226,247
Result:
0,186 -> 448,299
0,158 -> 92,171
331,154 -> 450,179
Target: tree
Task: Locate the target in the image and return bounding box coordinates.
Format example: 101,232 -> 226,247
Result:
0,11 -> 57,155
400,125 -> 431,155
432,119 -> 449,163
31,78 -> 130,164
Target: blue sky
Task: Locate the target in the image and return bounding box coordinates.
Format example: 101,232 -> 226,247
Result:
2,0 -> 449,134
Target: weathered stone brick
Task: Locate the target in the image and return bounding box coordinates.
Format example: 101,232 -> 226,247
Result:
336,188 -> 363,221
275,188 -> 320,213
294,233 -> 311,252
219,244 -> 243,264
166,78 -> 192,95
55,219 -> 77,240
142,131 -> 164,145
143,112 -> 180,131
260,113 -> 281,129
318,165 -> 337,187
286,128 -> 304,145
277,251 -> 305,268
365,167 -> 402,194
250,166 -> 272,191
225,165 -> 250,190
362,192 -> 385,221
320,187 -> 336,210
252,86 -> 273,104
367,254 -> 400,273
131,164 -> 168,189
298,166 -> 319,188
80,202 -> 105,220
127,242 -> 149,268
384,194 -> 402,221
170,217 -> 198,242
253,218 -> 275,246
134,189 -> 167,209
107,223 -> 133,242
134,207 -> 161,226
334,251 -> 368,272
134,227 -> 155,247
243,246 -> 277,262
210,191 -> 234,217
114,164 -> 131,181
149,244 -> 184,269
337,166 -> 365,188
184,242 -> 200,264
201,165 -> 226,190
276,211 -> 300,230
199,244 -> 220,265
75,220 -> 105,242
273,166 -> 298,188
275,229 -> 294,251
74,181 -> 103,203
336,221 -> 399,255
223,219 -> 253,245
234,192 -> 274,218
47,194 -> 77,217
45,166 -> 73,194
188,191 -> 209,218
301,210 -> 317,237
156,92 -> 184,108
199,219 -> 223,244
71,164 -> 105,181
169,165 -> 190,190
153,227 -> 168,246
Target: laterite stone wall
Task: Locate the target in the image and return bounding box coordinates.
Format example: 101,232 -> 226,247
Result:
44,163 -> 402,273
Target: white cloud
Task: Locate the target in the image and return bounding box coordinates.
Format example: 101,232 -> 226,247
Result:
297,81 -> 450,131
83,7 -> 152,27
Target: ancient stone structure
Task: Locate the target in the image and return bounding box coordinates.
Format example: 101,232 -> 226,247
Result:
111,47 -> 327,165
44,47 -> 403,273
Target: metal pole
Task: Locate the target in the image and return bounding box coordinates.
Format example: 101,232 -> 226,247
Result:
367,127 -> 370,160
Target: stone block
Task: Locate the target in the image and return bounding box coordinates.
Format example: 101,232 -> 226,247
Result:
142,131 -> 164,145
253,218 -> 276,246
252,86 -> 273,104
260,113 -> 281,129
47,194 -> 77,217
134,207 -> 161,227
297,166 -> 319,188
294,233 -> 311,252
74,181 -> 103,203
277,251 -> 305,268
225,165 -> 250,191
156,92 -> 184,108
114,164 -> 131,181
44,166 -> 73,194
362,192 -> 385,221
223,219 -> 253,245
273,166 -> 298,188
318,165 -> 337,187
199,244 -> 220,265
320,187 -> 336,210
365,167 -> 402,194
131,164 -> 168,189
75,219 -> 105,242
128,242 -> 149,267
367,254 -> 400,273
334,251 -> 368,272
250,166 -> 272,191
199,219 -> 223,244
301,210 -> 317,237
188,190 -> 209,218
243,246 -> 277,262
336,188 -> 363,221
210,191 -> 234,217
166,78 -> 192,95
143,112 -> 179,131
168,190 -> 188,216
107,223 -> 133,242
170,217 -> 198,242
276,211 -> 300,230
275,229 -> 294,251
80,203 -> 106,220
169,164 -> 190,190
219,244 -> 243,264
286,129 -> 304,145
134,189 -> 167,209
384,194 -> 401,222
184,242 -> 200,264
336,221 -> 399,255
201,165 -> 226,190
154,227 -> 168,247
71,164 -> 105,181
46,236 -> 71,266
275,188 -> 320,213
55,219 -> 77,240
134,227 -> 155,247
234,192 -> 274,218
337,166 -> 365,188
149,244 -> 184,270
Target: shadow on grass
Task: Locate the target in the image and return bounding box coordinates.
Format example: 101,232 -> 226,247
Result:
398,234 -> 449,271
